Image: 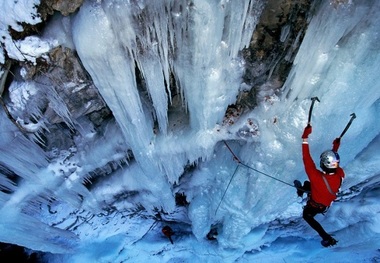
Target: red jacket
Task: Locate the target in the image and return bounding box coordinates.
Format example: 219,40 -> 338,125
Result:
302,142 -> 345,207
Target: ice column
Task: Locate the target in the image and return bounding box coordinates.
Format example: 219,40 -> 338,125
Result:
72,0 -> 262,206
172,0 -> 262,130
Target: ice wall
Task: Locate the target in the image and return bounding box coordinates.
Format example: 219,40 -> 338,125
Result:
278,0 -> 380,162
0,112 -> 48,184
187,0 -> 380,246
0,110 -> 82,252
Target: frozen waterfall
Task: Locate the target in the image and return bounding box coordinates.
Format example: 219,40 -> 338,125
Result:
72,0 -> 264,202
0,0 -> 380,260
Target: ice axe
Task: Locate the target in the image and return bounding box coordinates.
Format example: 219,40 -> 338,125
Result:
307,97 -> 320,125
339,113 -> 356,138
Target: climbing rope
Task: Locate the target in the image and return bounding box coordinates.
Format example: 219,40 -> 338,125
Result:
215,141 -> 310,215
239,162 -> 295,188
215,164 -> 240,215
223,140 -> 296,188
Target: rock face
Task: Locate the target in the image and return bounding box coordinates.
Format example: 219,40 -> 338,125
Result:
39,0 -> 84,17
238,0 -> 313,110
8,0 -> 84,40
3,46 -> 110,151
41,47 -> 108,124
49,0 -> 84,16
35,46 -> 111,151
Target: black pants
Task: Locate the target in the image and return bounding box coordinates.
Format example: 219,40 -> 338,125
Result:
300,181 -> 331,240
303,203 -> 330,240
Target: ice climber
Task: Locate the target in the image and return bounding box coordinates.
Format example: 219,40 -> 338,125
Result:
294,124 -> 345,247
162,226 -> 174,244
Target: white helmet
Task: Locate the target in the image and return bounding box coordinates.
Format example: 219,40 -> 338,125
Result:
320,150 -> 340,171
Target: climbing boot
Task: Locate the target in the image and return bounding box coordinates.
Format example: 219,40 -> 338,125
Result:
293,180 -> 304,197
321,236 -> 338,247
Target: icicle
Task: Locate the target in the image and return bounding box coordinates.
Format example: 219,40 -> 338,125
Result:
72,0 -> 263,208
